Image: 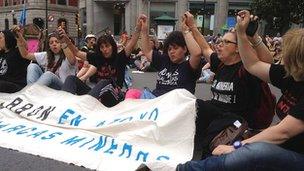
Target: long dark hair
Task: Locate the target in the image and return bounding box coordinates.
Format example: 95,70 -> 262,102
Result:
46,32 -> 65,70
95,34 -> 118,58
0,30 -> 17,53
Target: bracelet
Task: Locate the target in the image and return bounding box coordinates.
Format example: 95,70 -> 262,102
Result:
233,141 -> 243,149
183,30 -> 191,35
61,43 -> 68,49
252,36 -> 263,47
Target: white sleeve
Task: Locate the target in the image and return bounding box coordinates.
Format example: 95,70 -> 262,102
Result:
34,52 -> 48,67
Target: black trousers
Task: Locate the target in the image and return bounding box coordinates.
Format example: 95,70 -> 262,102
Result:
195,99 -> 225,159
62,75 -> 122,107
0,80 -> 23,93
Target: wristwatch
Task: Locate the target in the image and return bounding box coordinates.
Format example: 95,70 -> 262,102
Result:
184,30 -> 191,35
233,141 -> 243,149
61,43 -> 68,49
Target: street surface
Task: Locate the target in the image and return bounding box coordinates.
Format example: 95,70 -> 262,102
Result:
0,69 -> 282,171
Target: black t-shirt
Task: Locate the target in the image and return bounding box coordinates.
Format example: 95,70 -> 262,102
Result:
0,48 -> 30,87
269,64 -> 304,154
87,50 -> 129,87
151,50 -> 202,97
209,53 -> 261,116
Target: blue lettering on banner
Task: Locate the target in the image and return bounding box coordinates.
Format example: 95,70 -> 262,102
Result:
79,138 -> 95,148
88,136 -> 108,151
2,125 -> 26,133
96,120 -> 106,127
0,120 -> 172,163
119,116 -> 133,123
119,143 -> 132,158
26,130 -> 48,138
140,108 -> 158,121
58,109 -> 87,126
104,139 -> 118,154
157,155 -> 170,161
41,132 -> 63,140
108,118 -> 121,125
95,107 -> 159,127
136,151 -> 149,162
0,121 -> 10,129
16,127 -> 38,135
61,136 -> 87,145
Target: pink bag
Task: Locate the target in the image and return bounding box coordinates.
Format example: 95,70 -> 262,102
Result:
125,89 -> 142,99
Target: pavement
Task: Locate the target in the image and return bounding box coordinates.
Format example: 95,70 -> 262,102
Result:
0,69 -> 282,171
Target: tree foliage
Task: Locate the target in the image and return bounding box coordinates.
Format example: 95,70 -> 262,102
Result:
251,0 -> 304,34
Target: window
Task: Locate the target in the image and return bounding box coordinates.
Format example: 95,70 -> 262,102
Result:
58,0 -> 66,5
50,0 -> 56,4
13,0 -> 20,5
68,0 -> 78,7
5,18 -> 9,30
13,18 -> 17,25
4,0 -> 9,6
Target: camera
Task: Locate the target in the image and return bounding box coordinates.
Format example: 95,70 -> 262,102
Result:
246,20 -> 258,37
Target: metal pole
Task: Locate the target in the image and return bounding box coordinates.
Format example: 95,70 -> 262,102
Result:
45,0 -> 48,36
202,0 -> 206,34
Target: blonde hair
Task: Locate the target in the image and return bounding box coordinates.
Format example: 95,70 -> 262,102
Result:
282,28 -> 304,81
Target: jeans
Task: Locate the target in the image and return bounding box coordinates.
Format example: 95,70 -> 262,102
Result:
177,142 -> 304,171
27,63 -> 63,90
62,76 -> 122,107
61,75 -> 91,95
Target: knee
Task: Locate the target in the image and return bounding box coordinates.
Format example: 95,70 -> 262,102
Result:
27,63 -> 41,73
41,71 -> 57,78
64,75 -> 77,83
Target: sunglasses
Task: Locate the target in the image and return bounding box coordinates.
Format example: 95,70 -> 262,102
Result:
218,39 -> 237,46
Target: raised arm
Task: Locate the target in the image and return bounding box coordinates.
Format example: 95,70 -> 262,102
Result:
140,14 -> 153,62
12,26 -> 35,61
236,10 -> 271,82
58,27 -> 87,61
181,14 -> 202,70
247,16 -> 273,64
124,15 -> 142,57
184,12 -> 214,63
57,27 -> 76,65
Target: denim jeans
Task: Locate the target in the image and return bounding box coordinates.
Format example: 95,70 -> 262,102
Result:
177,142 -> 304,171
27,63 -> 63,90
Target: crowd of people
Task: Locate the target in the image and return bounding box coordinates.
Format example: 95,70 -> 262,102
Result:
0,9 -> 303,171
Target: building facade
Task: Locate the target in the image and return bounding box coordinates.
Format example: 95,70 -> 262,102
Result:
0,0 -> 79,40
81,0 -> 251,39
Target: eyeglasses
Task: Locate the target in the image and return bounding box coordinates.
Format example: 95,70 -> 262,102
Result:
218,39 -> 237,46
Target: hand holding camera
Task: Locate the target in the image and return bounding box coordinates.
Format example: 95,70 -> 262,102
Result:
236,10 -> 259,37
11,25 -> 22,38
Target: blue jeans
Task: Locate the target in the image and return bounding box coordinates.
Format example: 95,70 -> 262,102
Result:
27,63 -> 63,90
177,142 -> 304,171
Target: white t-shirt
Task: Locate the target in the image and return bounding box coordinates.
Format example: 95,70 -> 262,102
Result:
34,52 -> 77,82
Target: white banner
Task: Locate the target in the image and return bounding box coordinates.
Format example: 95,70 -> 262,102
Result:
0,85 -> 196,171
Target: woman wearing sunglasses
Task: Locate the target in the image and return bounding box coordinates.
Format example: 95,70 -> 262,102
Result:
182,11 -> 274,158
